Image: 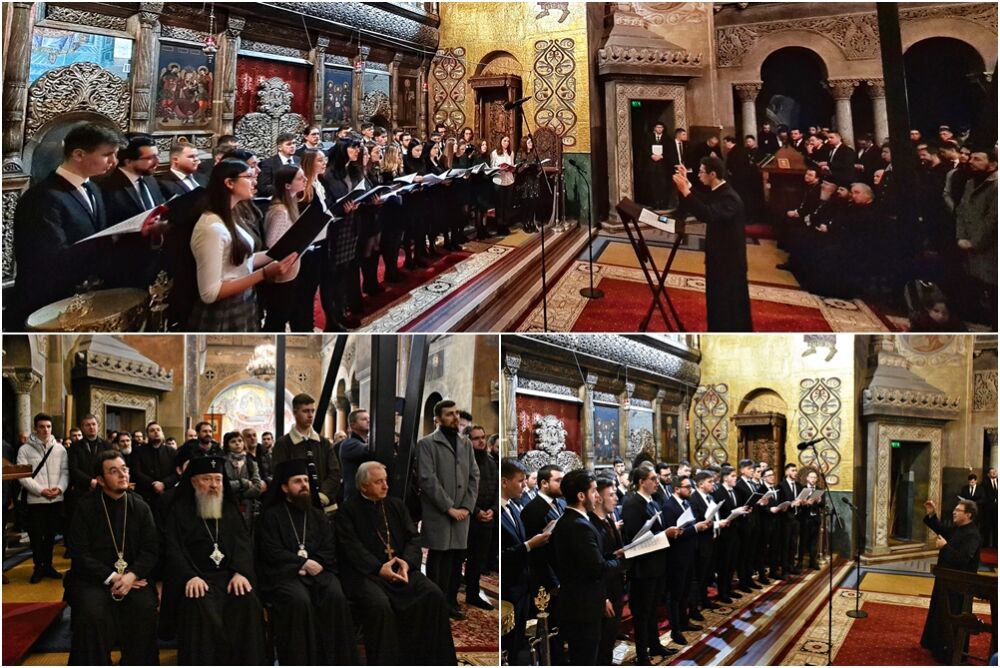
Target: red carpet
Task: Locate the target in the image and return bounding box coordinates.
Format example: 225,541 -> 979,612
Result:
2,602 -> 67,665
453,573 -> 500,652
572,278 -> 832,332
312,249 -> 472,330
981,548 -> 997,567
835,601 -> 992,665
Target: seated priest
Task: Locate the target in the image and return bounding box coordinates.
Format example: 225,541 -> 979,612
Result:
66,451 -> 159,665
336,461 -> 458,665
256,459 -> 359,665
163,455 -> 266,665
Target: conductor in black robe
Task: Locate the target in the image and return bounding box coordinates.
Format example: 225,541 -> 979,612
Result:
256,459 -> 359,665
673,157 -> 753,331
66,451 -> 159,666
336,461 -> 457,665
920,499 -> 982,661
163,456 -> 266,665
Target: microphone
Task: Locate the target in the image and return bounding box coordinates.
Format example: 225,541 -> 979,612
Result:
797,437 -> 824,450
503,95 -> 532,111
841,497 -> 859,512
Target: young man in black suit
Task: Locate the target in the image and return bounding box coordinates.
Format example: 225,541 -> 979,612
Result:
258,132 -> 300,198
648,122 -> 669,209
777,463 -> 804,575
820,131 -> 856,186
622,465 -> 674,664
519,464 -> 565,662
660,475 -> 712,646
712,466 -> 743,603
689,470 -> 721,613
156,142 -> 206,198
551,469 -> 625,666
590,476 -> 626,666
9,123 -> 123,328
500,458 -> 550,665
984,468 -> 998,548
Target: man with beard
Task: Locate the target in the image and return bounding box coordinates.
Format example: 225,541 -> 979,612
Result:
67,415 -> 113,547
552,469 -> 625,665
673,157 -> 752,331
163,456 -> 265,664
112,432 -> 134,470
258,431 -> 275,484
256,459 -> 358,665
920,499 -> 982,661
954,150 -> 998,328
336,461 -> 457,665
660,475 -> 712,646
131,421 -> 177,526
66,451 -> 159,665
463,425 -> 498,610
417,399 -> 480,619
272,394 -> 341,509
176,421 -> 222,463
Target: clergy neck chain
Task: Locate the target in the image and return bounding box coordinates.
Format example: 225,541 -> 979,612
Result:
285,503 -> 309,559
375,501 -> 395,560
100,492 -> 128,575
201,517 -> 226,567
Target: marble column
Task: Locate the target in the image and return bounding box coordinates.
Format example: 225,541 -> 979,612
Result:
310,37 -> 330,127
389,54 -> 403,128
417,59 -> 428,135
2,2 -> 35,175
128,3 -> 163,135
652,389 -> 666,457
502,353 -> 521,457
5,369 -> 40,437
217,15 -> 245,136
867,78 -> 888,146
580,372 -> 598,466
619,382 -> 634,461
828,79 -> 860,147
734,82 -> 762,140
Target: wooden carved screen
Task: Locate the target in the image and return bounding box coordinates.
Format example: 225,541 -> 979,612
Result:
733,412 -> 786,473
470,73 -> 521,152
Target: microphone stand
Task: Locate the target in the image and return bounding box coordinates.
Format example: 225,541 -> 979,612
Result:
565,158 -> 603,300
805,441 -> 839,667
843,499 -> 868,619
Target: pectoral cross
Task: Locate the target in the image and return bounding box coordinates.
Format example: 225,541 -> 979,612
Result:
384,543 -> 394,560
114,555 -> 128,575
209,543 -> 225,567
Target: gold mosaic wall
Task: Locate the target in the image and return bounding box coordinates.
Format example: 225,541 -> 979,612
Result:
694,334 -> 857,491
436,1 -> 592,153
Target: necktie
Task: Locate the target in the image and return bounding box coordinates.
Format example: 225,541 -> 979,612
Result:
186,175 -> 199,190
728,489 -> 736,507
830,146 -> 837,162
137,178 -> 154,209
972,485 -> 976,497
677,141 -> 684,163
83,182 -> 97,214
682,499 -> 690,511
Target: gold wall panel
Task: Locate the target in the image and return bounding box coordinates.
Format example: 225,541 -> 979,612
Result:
695,334 -> 857,490
437,1 -> 592,153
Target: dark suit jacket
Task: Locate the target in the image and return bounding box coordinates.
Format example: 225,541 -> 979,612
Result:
67,438 -> 113,498
97,168 -> 166,226
659,494 -> 699,565
552,510 -> 622,624
961,484 -> 985,505
856,146 -> 882,184
521,494 -> 562,592
621,492 -> 664,579
779,478 -> 802,518
11,171 -> 109,322
825,143 -> 856,186
156,170 -> 207,199
589,511 -> 625,602
501,501 -> 530,603
257,154 -> 300,198
665,138 -> 690,171
689,490 -> 717,554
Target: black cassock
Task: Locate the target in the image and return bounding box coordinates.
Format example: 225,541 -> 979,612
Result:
682,182 -> 753,332
256,500 -> 359,665
336,494 -> 457,665
66,490 -> 160,666
920,514 -> 982,659
163,495 -> 266,665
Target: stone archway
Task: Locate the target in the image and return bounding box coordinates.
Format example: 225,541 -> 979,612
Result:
423,391 -> 443,437
470,51 -> 522,151
757,47 -> 833,134
903,36 -> 988,138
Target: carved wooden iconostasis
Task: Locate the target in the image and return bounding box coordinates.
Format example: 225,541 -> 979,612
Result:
1,1 -> 439,290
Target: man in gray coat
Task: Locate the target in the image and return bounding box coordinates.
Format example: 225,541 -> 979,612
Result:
418,399 -> 480,620
955,151 -> 997,328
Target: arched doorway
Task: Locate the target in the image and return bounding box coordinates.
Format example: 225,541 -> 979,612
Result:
757,47 -> 833,132
904,37 -> 986,139
469,51 -> 522,150
733,388 -> 788,473
423,392 -> 443,437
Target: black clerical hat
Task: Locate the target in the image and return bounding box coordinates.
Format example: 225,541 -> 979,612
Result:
274,458 -> 310,486
186,455 -> 226,477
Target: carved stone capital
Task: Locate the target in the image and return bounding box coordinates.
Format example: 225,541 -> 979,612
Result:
828,78 -> 862,100
137,2 -> 163,27
503,352 -> 522,377
866,78 -> 886,98
4,369 -> 40,394
315,36 -> 330,52
226,15 -> 246,39
734,81 -> 762,103
585,372 -> 599,391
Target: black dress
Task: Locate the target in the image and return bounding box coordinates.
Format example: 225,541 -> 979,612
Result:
920,513 -> 982,660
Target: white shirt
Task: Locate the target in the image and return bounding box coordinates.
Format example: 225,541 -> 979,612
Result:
490,150 -> 515,187
190,212 -> 259,303
568,506 -> 588,519
56,165 -> 94,211
171,168 -> 200,190
537,491 -> 558,511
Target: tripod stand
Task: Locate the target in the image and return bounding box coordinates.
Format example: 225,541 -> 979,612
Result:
842,498 -> 868,619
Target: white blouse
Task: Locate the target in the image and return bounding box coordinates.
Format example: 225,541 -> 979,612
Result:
490,150 -> 515,187
264,205 -> 300,283
191,212 -> 260,304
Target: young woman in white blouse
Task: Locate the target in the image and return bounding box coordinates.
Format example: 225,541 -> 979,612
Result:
490,134 -> 515,235
261,164 -> 307,332
188,159 -> 297,331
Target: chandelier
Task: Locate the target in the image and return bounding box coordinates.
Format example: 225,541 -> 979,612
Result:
246,344 -> 277,381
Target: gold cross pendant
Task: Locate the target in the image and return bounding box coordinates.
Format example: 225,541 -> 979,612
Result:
114,556 -> 128,575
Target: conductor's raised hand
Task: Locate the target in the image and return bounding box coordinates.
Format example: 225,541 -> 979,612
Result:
924,499 -> 936,515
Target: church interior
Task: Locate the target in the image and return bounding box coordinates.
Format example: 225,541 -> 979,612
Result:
500,333 -> 997,665
1,2 -> 995,333
2,332 -> 501,665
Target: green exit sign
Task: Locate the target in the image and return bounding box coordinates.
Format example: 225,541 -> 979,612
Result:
631,100 -> 642,108
891,440 -> 901,448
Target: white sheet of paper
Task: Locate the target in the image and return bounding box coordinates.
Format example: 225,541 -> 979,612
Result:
623,530 -> 670,558
542,519 -> 557,536
809,489 -> 825,501
730,505 -> 750,518
795,488 -> 812,503
652,145 -> 663,156
704,501 -> 721,522
75,208 -> 154,244
675,506 -> 696,528
774,501 -> 792,512
638,208 -> 677,233
335,181 -> 367,206
393,172 -> 420,184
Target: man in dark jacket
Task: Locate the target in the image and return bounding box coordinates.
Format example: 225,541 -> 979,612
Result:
271,393 -> 341,508
338,409 -> 373,501
463,425 -> 498,610
66,414 -> 114,545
